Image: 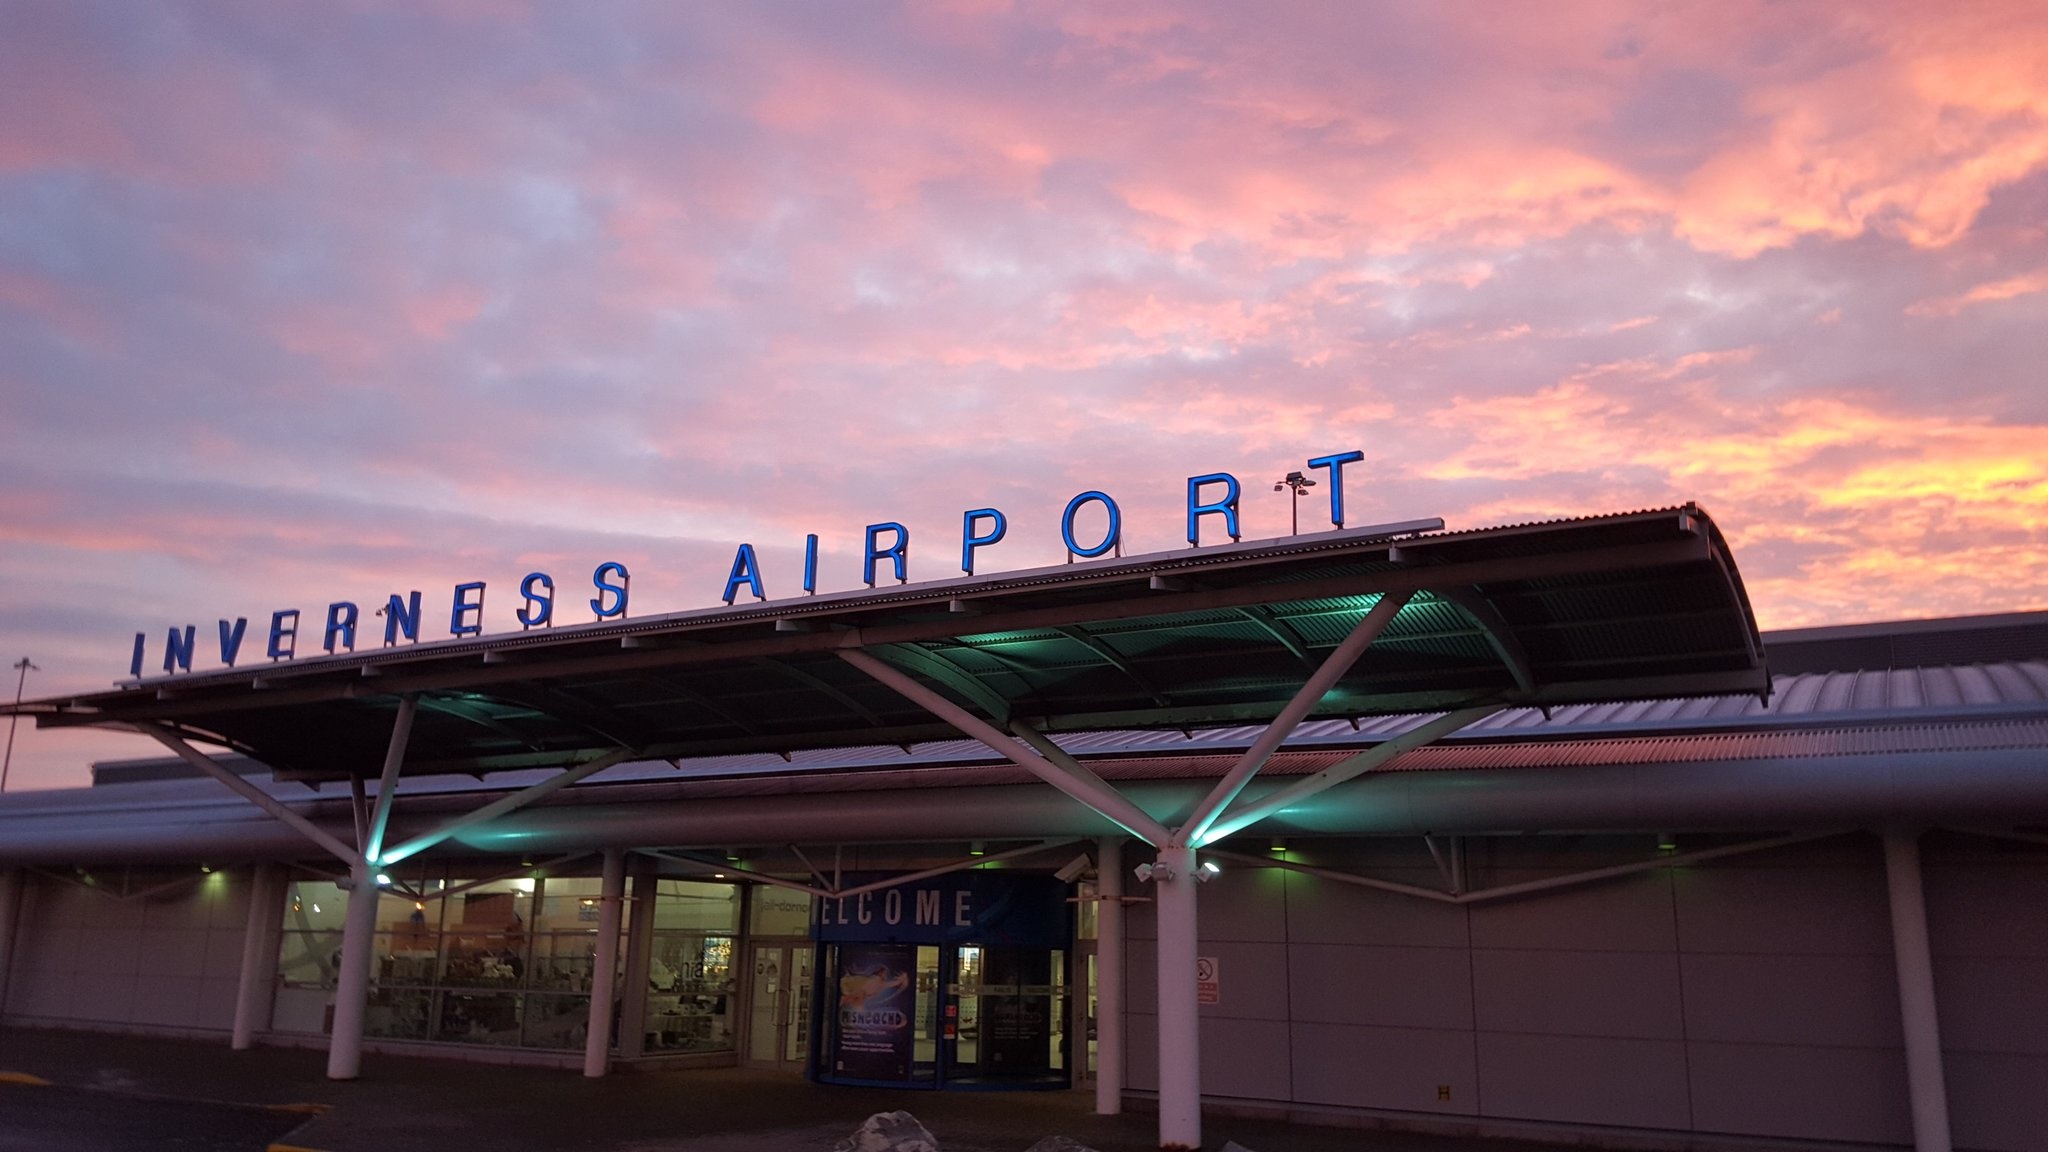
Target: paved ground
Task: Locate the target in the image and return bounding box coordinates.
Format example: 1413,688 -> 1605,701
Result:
0,1082 -> 309,1152
0,1027 -> 1655,1152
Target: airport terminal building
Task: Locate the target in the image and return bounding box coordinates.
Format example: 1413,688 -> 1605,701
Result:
2,507 -> 2045,1152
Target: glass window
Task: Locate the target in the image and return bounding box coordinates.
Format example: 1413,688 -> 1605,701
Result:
652,881 -> 739,932
534,876 -> 609,934
273,868 -> 620,1054
749,886 -> 813,936
522,993 -> 593,1050
437,991 -> 524,1045
644,932 -> 736,1052
283,880 -> 347,934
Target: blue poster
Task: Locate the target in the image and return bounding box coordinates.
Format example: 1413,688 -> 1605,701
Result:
832,942 -> 916,1081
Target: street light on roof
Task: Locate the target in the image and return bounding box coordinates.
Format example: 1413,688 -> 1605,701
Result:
3,656 -> 40,793
1273,471 -> 1317,536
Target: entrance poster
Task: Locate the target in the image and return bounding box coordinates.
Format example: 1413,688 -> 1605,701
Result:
832,943 -> 916,1080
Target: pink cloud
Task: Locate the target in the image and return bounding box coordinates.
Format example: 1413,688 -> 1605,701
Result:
1905,270 -> 2048,316
3,2 -> 2048,791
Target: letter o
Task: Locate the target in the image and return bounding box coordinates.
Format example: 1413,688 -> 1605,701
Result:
1061,490 -> 1122,558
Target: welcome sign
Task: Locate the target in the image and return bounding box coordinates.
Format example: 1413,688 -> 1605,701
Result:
128,451 -> 1366,679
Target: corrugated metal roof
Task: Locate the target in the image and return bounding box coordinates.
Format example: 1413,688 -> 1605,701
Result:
17,506 -> 1765,781
73,660 -> 2048,798
322,716 -> 2048,806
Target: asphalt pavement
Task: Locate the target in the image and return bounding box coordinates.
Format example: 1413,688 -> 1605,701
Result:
0,1027 -> 1682,1152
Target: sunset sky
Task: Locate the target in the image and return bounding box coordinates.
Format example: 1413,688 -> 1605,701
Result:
3,1 -> 2045,790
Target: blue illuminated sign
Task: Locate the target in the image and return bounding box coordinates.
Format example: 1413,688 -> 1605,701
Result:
126,452 -> 1366,677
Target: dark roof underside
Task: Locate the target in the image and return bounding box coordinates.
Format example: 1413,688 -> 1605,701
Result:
20,506 -> 1766,781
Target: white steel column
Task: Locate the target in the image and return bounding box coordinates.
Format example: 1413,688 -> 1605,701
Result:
1152,845 -> 1200,1151
326,855 -> 381,1080
0,867 -> 22,1011
231,863 -> 283,1049
617,856 -> 658,1060
327,700 -> 418,1080
1884,830 -> 1953,1152
1095,837 -> 1124,1116
584,848 -> 627,1077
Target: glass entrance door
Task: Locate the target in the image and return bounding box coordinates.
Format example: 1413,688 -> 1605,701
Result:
944,945 -> 1066,1084
746,943 -> 813,1072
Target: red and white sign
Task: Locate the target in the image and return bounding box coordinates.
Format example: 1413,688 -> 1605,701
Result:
1196,956 -> 1220,1005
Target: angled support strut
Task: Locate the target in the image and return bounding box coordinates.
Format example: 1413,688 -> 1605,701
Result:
838,648 -> 1170,846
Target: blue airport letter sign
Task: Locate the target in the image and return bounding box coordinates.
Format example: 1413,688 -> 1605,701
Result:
960,508 -> 1007,575
217,618 -> 248,667
1186,472 -> 1242,545
267,610 -> 300,660
864,522 -> 909,586
323,602 -> 359,653
383,591 -> 422,646
517,573 -> 554,628
1307,450 -> 1364,528
723,544 -> 766,604
590,562 -> 629,619
1061,491 -> 1122,558
450,582 -> 486,637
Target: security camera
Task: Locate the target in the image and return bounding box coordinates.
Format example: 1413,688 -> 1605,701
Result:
1054,853 -> 1094,884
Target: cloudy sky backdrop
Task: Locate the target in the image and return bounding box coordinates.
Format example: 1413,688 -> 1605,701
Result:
3,1 -> 2045,789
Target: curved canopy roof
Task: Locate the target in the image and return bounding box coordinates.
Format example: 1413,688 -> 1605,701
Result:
11,505 -> 1767,782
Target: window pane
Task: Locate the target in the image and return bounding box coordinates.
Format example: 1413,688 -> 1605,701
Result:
376,931 -> 440,987
653,881 -> 738,932
521,994 -> 592,1050
278,930 -> 342,987
437,991 -> 523,1045
282,882 -> 347,933
534,877 -> 606,934
365,987 -> 431,1040
644,933 -> 735,1052
750,886 -> 813,935
531,931 -> 619,993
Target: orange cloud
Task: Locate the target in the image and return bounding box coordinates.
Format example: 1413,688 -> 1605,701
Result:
1422,354 -> 2048,627
1905,271 -> 2048,316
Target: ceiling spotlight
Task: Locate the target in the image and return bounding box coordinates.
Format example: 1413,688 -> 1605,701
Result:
1133,861 -> 1173,883
969,841 -> 986,857
1197,860 -> 1222,883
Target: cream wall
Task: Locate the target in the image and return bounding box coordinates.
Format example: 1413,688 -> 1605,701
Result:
2,866 -> 254,1034
1120,832 -> 2048,1152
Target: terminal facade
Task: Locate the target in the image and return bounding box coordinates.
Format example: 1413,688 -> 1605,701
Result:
2,510 -> 2044,1152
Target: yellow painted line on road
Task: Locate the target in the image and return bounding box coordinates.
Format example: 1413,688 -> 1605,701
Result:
267,1144 -> 332,1152
265,1102 -> 334,1115
0,1071 -> 51,1086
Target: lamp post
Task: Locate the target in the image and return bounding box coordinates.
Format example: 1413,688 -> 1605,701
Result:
1273,471 -> 1317,536
2,657 -> 37,793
